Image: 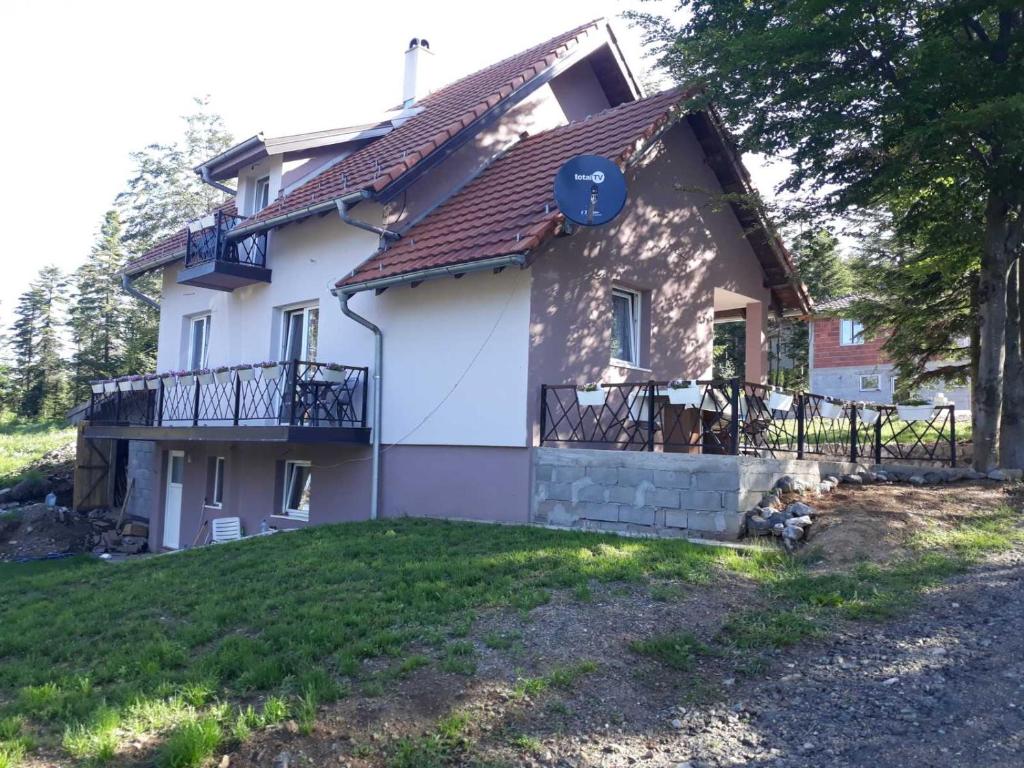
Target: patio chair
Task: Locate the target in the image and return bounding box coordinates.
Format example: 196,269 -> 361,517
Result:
211,517 -> 243,543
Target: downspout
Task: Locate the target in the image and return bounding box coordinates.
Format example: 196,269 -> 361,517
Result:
198,167 -> 237,197
121,273 -> 160,310
335,199 -> 400,240
333,289 -> 382,521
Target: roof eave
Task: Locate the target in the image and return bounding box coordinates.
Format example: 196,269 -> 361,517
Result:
336,253 -> 528,296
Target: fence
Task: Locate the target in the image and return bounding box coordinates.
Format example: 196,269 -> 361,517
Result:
87,361 -> 368,430
539,379 -> 958,466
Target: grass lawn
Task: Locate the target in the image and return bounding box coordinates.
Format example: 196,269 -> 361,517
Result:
0,416 -> 75,488
0,503 -> 1019,767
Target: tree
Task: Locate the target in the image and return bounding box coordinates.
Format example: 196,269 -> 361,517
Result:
9,266 -> 69,419
631,2 -> 1024,470
68,211 -> 129,402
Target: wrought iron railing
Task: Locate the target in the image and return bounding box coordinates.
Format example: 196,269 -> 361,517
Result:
86,361 -> 368,430
539,379 -> 959,466
185,210 -> 268,269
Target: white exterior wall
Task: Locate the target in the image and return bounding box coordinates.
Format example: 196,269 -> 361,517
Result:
155,211 -> 531,448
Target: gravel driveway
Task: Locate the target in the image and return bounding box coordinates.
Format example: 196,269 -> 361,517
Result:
673,546 -> 1024,767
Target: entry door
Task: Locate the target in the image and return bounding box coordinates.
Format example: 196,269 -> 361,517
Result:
163,451 -> 185,549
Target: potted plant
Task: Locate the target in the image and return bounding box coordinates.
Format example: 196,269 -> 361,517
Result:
817,398 -> 843,420
857,404 -> 880,426
897,400 -> 935,422
145,374 -> 162,391
234,363 -> 257,382
196,368 -> 215,386
575,382 -> 605,408
178,370 -> 198,388
665,379 -> 702,406
90,381 -> 105,395
213,365 -> 233,386
257,361 -> 283,381
322,363 -> 347,383
767,385 -> 794,412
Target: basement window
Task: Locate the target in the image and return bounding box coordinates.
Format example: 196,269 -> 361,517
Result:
860,374 -> 881,392
279,461 -> 311,521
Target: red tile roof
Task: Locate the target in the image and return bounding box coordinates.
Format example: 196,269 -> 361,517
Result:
124,20 -> 604,277
249,20 -> 604,225
337,88 -> 690,289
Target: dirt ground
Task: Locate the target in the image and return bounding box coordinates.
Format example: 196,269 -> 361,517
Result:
215,481 -> 1022,768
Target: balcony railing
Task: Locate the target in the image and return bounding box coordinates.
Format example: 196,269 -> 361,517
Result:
185,210 -> 267,269
86,361 -> 367,430
540,379 -> 960,466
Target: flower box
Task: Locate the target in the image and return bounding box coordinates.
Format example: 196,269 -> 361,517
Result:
178,374 -> 197,388
858,407 -> 880,426
897,404 -> 935,422
130,379 -> 146,391
665,382 -> 702,407
260,364 -> 282,382
91,383 -> 105,395
213,369 -> 233,386
817,400 -> 843,420
322,367 -> 346,383
767,389 -> 794,412
576,386 -> 605,408
117,380 -> 133,392
236,366 -> 257,382
103,381 -> 118,394
163,374 -> 179,388
197,372 -> 215,386
145,377 -> 161,391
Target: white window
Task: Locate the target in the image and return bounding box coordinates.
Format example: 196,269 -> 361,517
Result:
280,461 -> 311,521
611,287 -> 641,366
209,457 -> 225,507
860,374 -> 880,391
840,318 -> 865,346
188,315 -> 211,370
282,305 -> 319,362
252,176 -> 270,214
891,376 -> 899,395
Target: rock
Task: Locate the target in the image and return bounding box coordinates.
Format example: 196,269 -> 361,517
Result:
768,511 -> 789,528
101,530 -> 121,548
0,488 -> 10,501
273,751 -> 292,768
787,515 -> 813,528
782,525 -> 804,541
772,523 -> 785,537
747,515 -> 772,536
874,471 -> 890,482
924,471 -> 945,484
988,468 -> 1023,481
670,718 -> 684,729
964,469 -> 986,481
784,501 -> 813,518
882,677 -> 900,686
841,474 -> 863,485
825,475 -> 840,484
219,756 -> 230,768
775,476 -> 796,494
118,536 -> 147,555
909,475 -> 926,486
818,480 -> 835,495
858,470 -> 877,483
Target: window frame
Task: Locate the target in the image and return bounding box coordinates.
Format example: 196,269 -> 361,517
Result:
839,318 -> 865,346
860,374 -> 881,392
281,304 -> 319,362
252,175 -> 271,214
187,314 -> 211,370
610,287 -> 642,367
278,460 -> 311,522
209,456 -> 225,508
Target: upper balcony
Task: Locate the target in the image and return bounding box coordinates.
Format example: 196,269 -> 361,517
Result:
82,361 -> 369,445
177,210 -> 272,292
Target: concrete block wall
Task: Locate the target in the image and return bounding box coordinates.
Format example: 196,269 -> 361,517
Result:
532,448 -> 865,540
126,440 -> 158,522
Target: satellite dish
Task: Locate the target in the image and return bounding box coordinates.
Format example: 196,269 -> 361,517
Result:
553,155 -> 627,227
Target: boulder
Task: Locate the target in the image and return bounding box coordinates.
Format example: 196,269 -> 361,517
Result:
874,471 -> 889,483
964,469 -> 986,481
787,515 -> 813,528
772,523 -> 785,537
775,476 -> 796,494
841,474 -> 863,485
784,501 -> 813,519
825,475 -> 840,485
924,471 -> 945,484
782,525 -> 804,541
989,468 -> 1023,482
818,480 -> 835,495
909,475 -> 926,486
858,470 -> 877,483
747,515 -> 772,536
767,511 -> 789,528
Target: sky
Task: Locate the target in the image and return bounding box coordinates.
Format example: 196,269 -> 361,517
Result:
0,0 -> 790,327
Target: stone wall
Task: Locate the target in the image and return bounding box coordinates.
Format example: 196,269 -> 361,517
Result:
126,440 -> 157,522
531,447 -> 863,540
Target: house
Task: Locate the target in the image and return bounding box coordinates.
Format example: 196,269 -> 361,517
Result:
808,296 -> 971,411
83,19 -> 810,549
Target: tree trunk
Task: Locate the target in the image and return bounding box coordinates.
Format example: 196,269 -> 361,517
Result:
972,193 -> 1011,471
1001,254 -> 1024,468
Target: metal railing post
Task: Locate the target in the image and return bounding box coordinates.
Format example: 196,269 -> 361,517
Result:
949,405 -> 958,467
874,411 -> 883,465
192,379 -> 200,426
647,380 -> 656,452
157,379 -> 164,426
539,384 -> 548,446
115,388 -> 122,423
849,405 -> 859,462
729,378 -> 740,455
88,391 -> 96,420
796,392 -> 805,460
287,359 -> 299,426
360,367 -> 369,428
233,373 -> 242,426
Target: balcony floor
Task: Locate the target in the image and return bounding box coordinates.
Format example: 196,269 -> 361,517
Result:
177,260 -> 272,292
81,423 -> 370,445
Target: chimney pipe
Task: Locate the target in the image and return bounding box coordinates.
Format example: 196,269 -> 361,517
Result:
403,37 -> 433,108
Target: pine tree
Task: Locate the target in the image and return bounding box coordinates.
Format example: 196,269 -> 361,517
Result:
9,266 -> 69,419
68,211 -> 129,402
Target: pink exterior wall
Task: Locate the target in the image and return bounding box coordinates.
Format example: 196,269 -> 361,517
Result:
525,120 -> 774,442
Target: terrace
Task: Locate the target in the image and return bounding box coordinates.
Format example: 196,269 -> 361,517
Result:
83,361 -> 369,444
177,209 -> 271,291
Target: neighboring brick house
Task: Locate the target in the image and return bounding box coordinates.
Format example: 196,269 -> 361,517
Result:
809,297 -> 971,410
81,20 -> 809,549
